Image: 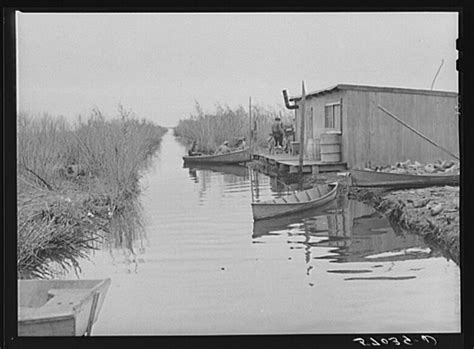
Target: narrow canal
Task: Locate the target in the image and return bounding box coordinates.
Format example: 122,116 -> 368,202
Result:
73,130 -> 460,335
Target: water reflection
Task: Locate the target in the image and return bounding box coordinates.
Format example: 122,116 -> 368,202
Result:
183,163 -> 250,203
72,132 -> 459,335
188,168 -> 198,183
252,196 -> 442,268
76,141 -> 165,276
183,162 -> 249,178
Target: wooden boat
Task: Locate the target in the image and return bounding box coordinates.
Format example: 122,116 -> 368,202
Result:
182,147 -> 251,164
350,169 -> 459,188
18,278 -> 111,336
251,182 -> 339,221
252,200 -> 340,238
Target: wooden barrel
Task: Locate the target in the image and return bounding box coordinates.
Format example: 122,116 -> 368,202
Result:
320,132 -> 341,163
306,138 -> 315,160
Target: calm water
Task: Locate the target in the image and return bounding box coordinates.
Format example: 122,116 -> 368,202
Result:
73,131 -> 460,335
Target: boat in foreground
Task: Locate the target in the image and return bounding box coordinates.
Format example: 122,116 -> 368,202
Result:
251,182 -> 339,221
182,147 -> 251,164
350,169 -> 459,189
18,278 -> 111,336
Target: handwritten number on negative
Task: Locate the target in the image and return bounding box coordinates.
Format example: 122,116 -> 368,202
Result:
402,335 -> 413,345
353,338 -> 369,346
370,337 -> 381,346
353,335 -> 436,346
389,337 -> 401,346
421,335 -> 437,345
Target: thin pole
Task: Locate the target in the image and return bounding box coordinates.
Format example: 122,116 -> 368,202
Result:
430,59 -> 444,90
249,97 -> 253,156
377,104 -> 459,160
255,168 -> 260,200
298,81 -> 306,189
249,167 -> 255,203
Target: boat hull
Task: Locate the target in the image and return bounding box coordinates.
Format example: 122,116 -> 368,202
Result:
251,183 -> 338,220
350,169 -> 459,188
182,148 -> 251,164
252,200 -> 340,237
18,278 -> 111,336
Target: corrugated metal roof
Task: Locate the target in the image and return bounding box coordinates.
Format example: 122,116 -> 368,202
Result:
289,83 -> 458,101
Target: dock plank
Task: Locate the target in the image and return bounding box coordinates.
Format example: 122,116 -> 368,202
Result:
255,152 -> 347,173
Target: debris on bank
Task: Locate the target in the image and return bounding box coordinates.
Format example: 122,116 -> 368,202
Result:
363,159 -> 460,175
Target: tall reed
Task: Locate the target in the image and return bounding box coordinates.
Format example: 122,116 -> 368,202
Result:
17,107 -> 167,278
174,102 -> 293,153
17,113 -> 72,189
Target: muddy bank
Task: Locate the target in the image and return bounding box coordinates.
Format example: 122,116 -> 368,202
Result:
349,185 -> 459,265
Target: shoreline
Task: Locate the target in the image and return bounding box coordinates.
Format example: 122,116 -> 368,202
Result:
348,185 -> 460,266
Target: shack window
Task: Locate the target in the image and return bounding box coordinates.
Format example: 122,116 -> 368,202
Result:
324,102 -> 341,130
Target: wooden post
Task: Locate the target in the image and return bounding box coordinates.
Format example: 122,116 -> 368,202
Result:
249,167 -> 255,203
377,104 -> 459,160
254,168 -> 260,200
249,97 -> 253,156
253,115 -> 257,154
298,81 -> 306,188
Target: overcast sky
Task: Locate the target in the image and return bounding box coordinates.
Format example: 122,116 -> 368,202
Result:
17,12 -> 458,127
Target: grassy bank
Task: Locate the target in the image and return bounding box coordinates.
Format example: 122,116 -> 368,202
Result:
17,107 -> 167,279
173,102 -> 293,153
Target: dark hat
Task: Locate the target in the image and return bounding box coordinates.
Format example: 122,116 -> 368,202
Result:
275,117 -> 281,120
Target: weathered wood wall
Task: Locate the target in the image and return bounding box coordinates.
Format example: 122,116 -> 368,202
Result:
294,87 -> 459,167
343,90 -> 459,168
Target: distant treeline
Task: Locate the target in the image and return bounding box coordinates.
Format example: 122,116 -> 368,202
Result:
173,102 -> 294,153
17,106 -> 167,279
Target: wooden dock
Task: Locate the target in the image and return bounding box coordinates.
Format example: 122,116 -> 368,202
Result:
253,153 -> 347,174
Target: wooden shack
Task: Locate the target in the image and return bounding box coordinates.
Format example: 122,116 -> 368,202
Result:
288,84 -> 459,169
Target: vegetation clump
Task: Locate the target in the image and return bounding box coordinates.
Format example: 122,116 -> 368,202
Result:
173,102 -> 293,153
17,106 -> 167,279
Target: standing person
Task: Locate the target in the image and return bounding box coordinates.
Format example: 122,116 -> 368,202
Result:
271,117 -> 284,148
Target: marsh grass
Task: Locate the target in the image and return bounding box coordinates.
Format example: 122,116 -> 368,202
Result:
174,102 -> 293,153
17,107 -> 167,278
17,179 -> 103,279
